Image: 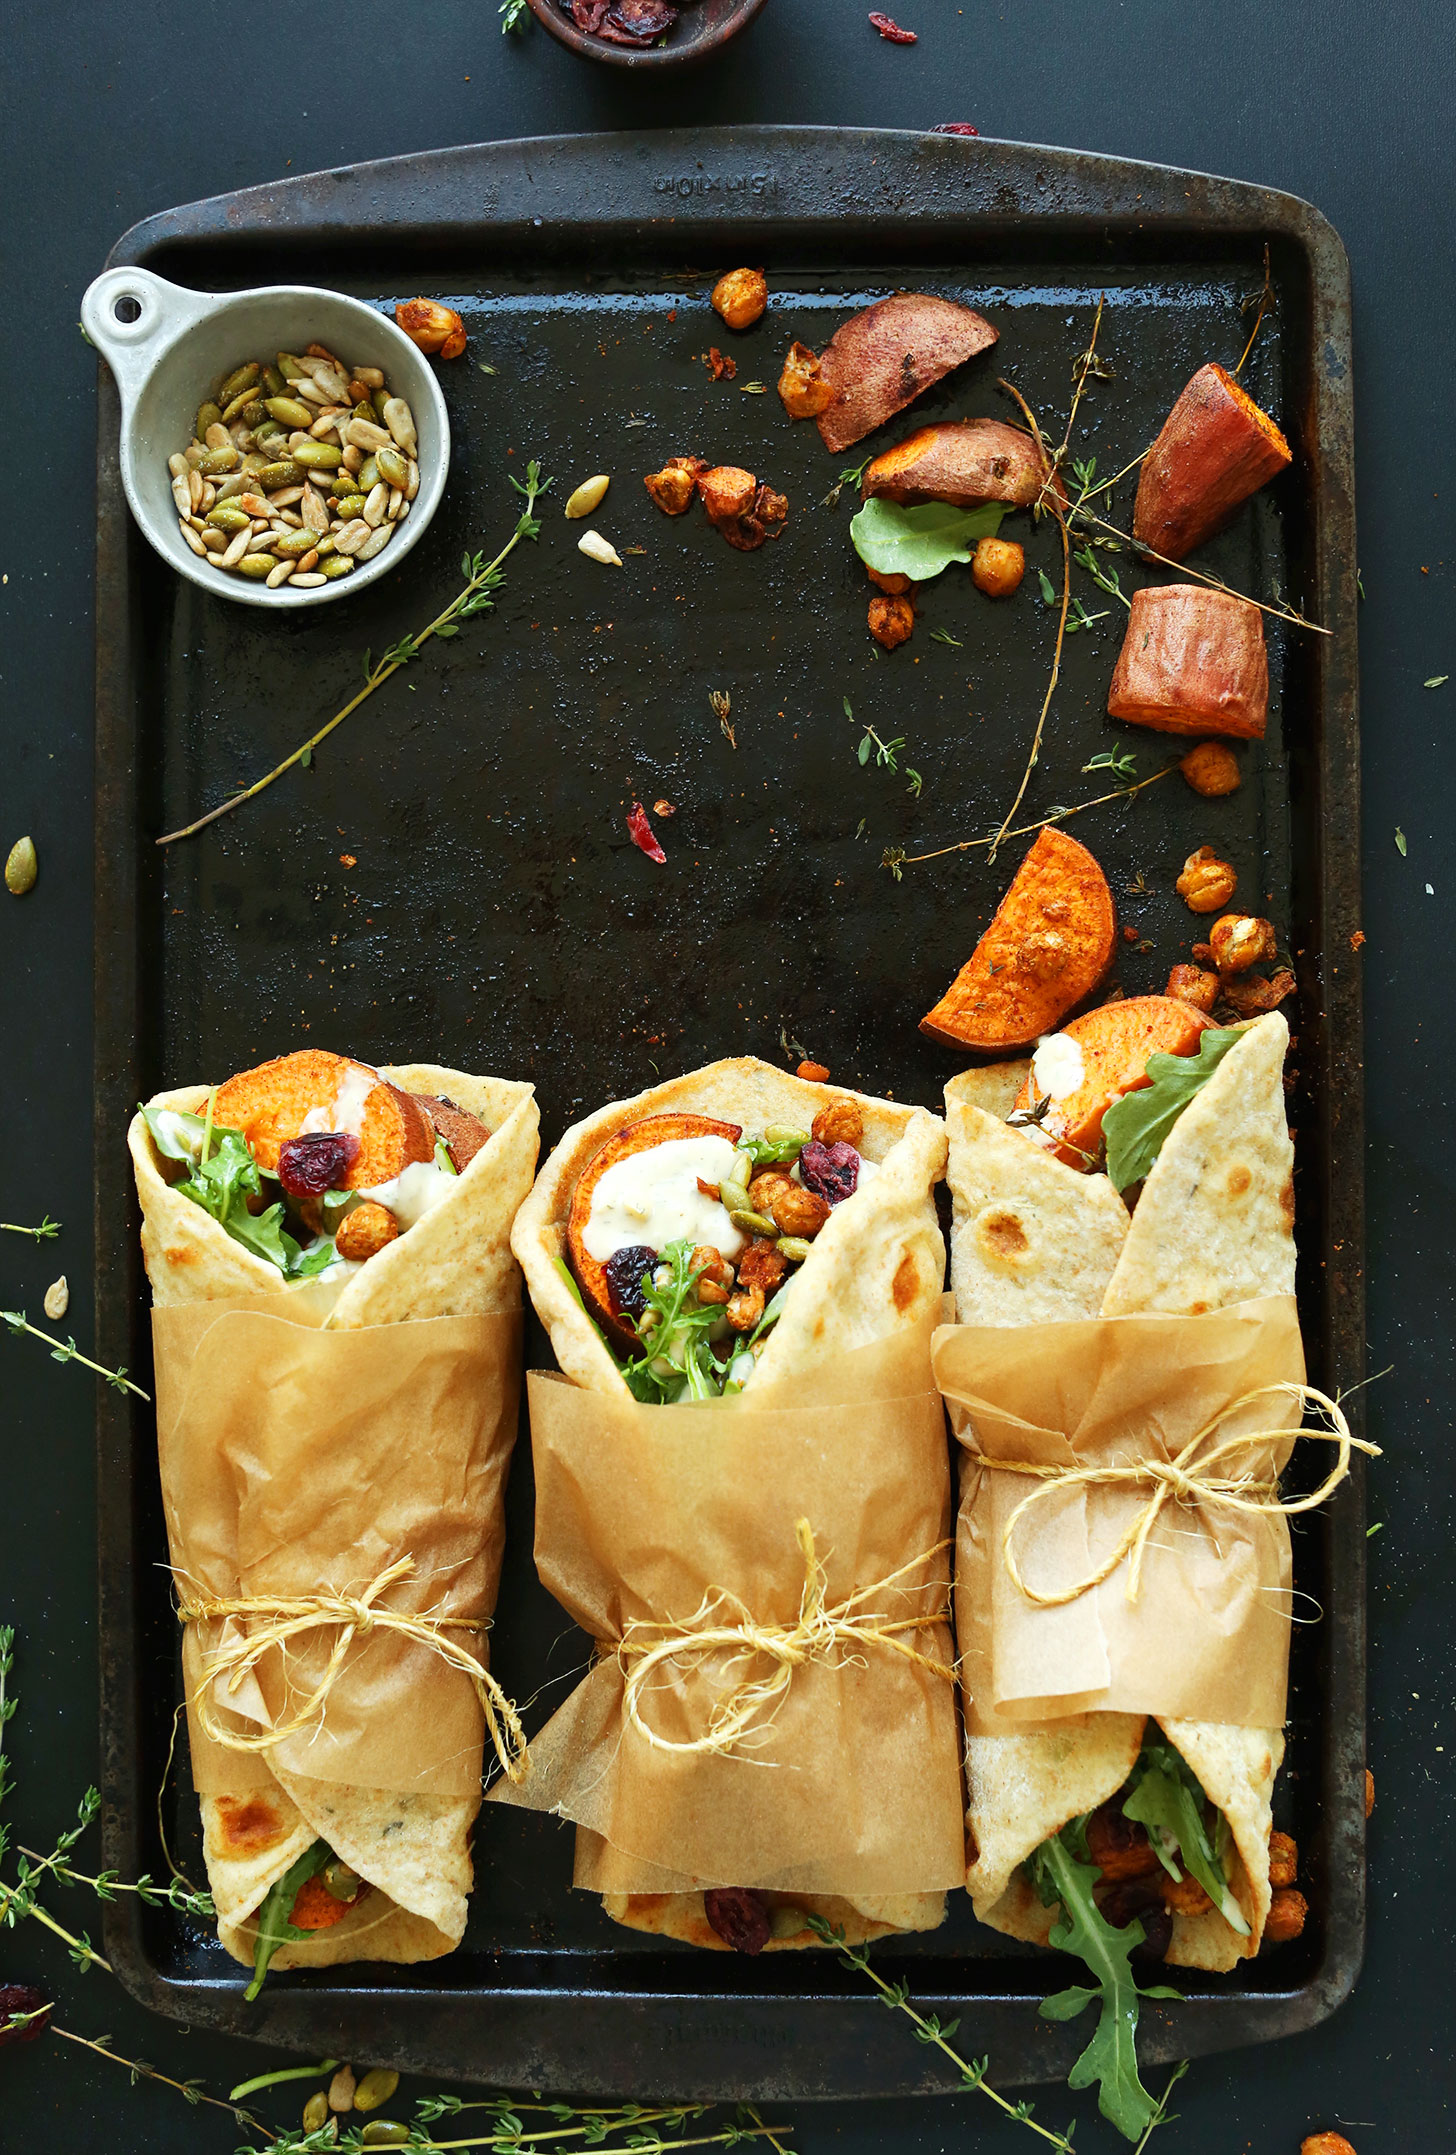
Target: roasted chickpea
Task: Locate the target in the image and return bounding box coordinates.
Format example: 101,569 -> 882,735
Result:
697,465 -> 758,525
747,1169 -> 795,1216
1160,1870 -> 1213,1918
866,565 -> 913,596
335,1201 -> 400,1262
726,1282 -> 766,1332
777,339 -> 833,418
971,536 -> 1025,598
1262,1886 -> 1308,1944
1165,962 -> 1220,1013
395,297 -> 466,359
796,1059 -> 831,1083
689,1245 -> 734,1304
811,1098 -> 864,1148
1176,846 -> 1239,914
1268,1830 -> 1299,1890
868,593 -> 915,649
644,457 -> 705,515
765,1180 -> 832,1240
1209,912 -> 1278,974
1180,738 -> 1242,797
737,1237 -> 789,1295
1301,2137 -> 1358,2155
711,267 -> 768,331
1222,966 -> 1296,1015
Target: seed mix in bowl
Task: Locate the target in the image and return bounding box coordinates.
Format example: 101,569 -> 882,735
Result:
167,344 -> 421,591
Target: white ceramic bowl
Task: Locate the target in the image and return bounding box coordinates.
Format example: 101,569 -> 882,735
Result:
81,266 -> 450,610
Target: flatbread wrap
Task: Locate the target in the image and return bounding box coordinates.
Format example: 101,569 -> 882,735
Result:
129,1050 -> 539,1993
499,1056 -> 964,1954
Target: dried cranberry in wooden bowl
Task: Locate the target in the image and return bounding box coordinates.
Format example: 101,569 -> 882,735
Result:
524,0 -> 768,68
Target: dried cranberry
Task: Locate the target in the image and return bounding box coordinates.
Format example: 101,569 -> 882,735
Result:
607,0 -> 677,34
1097,1879 -> 1171,1960
868,12 -> 917,41
278,1131 -> 361,1198
799,1140 -> 859,1205
932,122 -> 979,135
0,1983 -> 51,2045
627,801 -> 667,864
704,1886 -> 770,1955
566,0 -> 609,26
604,1245 -> 658,1320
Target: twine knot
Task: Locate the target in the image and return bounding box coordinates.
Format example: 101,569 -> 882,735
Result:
176,1553 -> 529,1783
971,1381 -> 1380,1609
616,1520 -> 956,1758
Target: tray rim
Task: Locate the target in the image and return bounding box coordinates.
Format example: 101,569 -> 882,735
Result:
92,123 -> 1365,2100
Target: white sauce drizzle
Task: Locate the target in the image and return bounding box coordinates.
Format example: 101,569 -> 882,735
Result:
1031,1033 -> 1086,1102
359,1161 -> 457,1231
582,1136 -> 747,1263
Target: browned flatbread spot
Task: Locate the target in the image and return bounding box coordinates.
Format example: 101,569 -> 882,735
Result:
1280,1177 -> 1296,1225
1226,1163 -> 1252,1196
212,1794 -> 295,1857
892,1250 -> 919,1312
977,1208 -> 1029,1260
164,1243 -> 200,1266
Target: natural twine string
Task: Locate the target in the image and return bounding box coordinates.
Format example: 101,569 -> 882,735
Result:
616,1519 -> 957,1757
971,1381 -> 1380,1610
176,1554 -> 530,1783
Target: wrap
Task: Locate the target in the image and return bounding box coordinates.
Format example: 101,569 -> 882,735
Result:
130,1064 -> 539,1973
941,1013 -> 1297,1969
502,1056 -> 963,1948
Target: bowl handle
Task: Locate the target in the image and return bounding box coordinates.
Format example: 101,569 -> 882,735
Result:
81,268 -> 219,406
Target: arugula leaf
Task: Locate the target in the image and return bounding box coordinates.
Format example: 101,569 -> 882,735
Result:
735,1129 -> 808,1170
619,1241 -> 723,1404
149,1107 -> 338,1280
244,1841 -> 333,2001
1101,1027 -> 1244,1193
553,1255 -> 606,1345
1029,1827 -> 1171,2141
849,497 -> 1010,582
1122,1738 -> 1250,1935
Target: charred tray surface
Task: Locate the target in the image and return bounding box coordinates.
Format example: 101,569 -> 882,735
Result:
93,128 -> 1362,2095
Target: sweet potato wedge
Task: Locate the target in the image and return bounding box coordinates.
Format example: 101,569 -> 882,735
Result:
1013,995 -> 1216,1170
861,418 -> 1056,511
919,828 -> 1116,1055
1134,363 -> 1292,560
213,1049 -> 432,1188
567,1111 -> 743,1349
411,1093 -> 490,1173
815,294 -> 999,456
1107,585 -> 1268,740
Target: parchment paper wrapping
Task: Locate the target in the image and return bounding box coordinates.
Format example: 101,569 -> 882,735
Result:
131,1062 -> 539,1972
493,1325 -> 967,1942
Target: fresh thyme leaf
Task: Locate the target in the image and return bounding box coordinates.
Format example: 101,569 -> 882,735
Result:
779,1025 -> 809,1063
882,846 -> 905,880
850,497 -> 1010,582
821,455 -> 872,509
1038,566 -> 1058,606
906,768 -> 923,797
1074,542 -> 1130,608
1122,1736 -> 1250,1934
1395,828 -> 1407,855
928,628 -> 964,647
499,0 -> 530,28
1424,675 -> 1449,688
0,1215 -> 60,1241
245,1841 -> 333,2001
1101,1027 -> 1243,1192
1083,743 -> 1138,781
478,360 -> 498,375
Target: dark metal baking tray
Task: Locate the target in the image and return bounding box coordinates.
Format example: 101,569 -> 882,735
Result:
92,126 -> 1364,2098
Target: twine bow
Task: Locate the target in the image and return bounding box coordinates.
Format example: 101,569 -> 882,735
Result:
973,1381 -> 1380,1610
176,1554 -> 530,1784
616,1520 -> 956,1757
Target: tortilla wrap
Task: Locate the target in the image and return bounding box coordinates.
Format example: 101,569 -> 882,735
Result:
131,1061 -> 539,1974
949,1015 -> 1294,1969
508,1056 -> 953,1948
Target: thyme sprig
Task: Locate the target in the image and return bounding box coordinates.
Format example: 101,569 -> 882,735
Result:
987,374 -> 1071,860
881,767 -> 1175,877
0,1215 -> 60,1240
805,1916 -> 1076,2151
239,2102 -> 792,2155
822,456 -> 872,509
845,696 -> 905,773
0,1310 -> 147,1399
49,2023 -> 270,2137
155,462 -> 553,846
1083,742 -> 1139,781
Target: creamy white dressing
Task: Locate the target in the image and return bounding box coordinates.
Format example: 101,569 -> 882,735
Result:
582,1136 -> 747,1263
1031,1033 -> 1086,1102
300,1060 -> 380,1138
359,1160 -> 457,1231
152,1108 -> 204,1159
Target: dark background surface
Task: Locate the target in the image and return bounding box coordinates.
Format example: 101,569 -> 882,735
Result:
1,1 -> 1451,2148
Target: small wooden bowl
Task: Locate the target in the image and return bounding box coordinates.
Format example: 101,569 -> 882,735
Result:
525,0 -> 768,68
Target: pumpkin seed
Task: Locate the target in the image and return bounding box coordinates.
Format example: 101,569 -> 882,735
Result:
235,551 -> 280,580
360,2124 -> 412,2147
565,473 -> 611,519
273,527 -> 321,559
217,360 -> 260,401
764,1125 -> 809,1147
5,836 -> 38,895
256,459 -> 303,491
775,1236 -> 813,1263
264,395 -> 316,429
354,2068 -> 400,2113
275,350 -> 306,380
206,505 -> 251,534
356,454 -> 381,492
198,444 -> 239,475
375,445 -> 409,492
320,553 -> 356,577
219,385 -> 257,426
302,2092 -> 330,2133
729,1209 -> 777,1239
195,400 -> 223,440
294,440 -> 343,471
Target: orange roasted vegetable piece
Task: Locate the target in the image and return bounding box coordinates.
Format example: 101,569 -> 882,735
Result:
212,1050 -> 433,1188
1013,995 -> 1217,1170
919,828 -> 1116,1054
289,1873 -> 365,1932
1108,585 -> 1268,740
777,341 -> 833,419
1134,363 -> 1292,560
815,294 -> 999,455
566,1112 -> 743,1350
862,418 -> 1058,512
644,456 -> 707,515
394,298 -> 467,359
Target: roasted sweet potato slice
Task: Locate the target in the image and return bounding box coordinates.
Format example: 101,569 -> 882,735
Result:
567,1111 -> 744,1349
1107,585 -> 1268,740
1134,363 -> 1292,560
212,1049 -> 432,1189
919,829 -> 1116,1054
1012,995 -> 1216,1170
814,294 -> 999,456
862,418 -> 1057,510
411,1094 -> 490,1173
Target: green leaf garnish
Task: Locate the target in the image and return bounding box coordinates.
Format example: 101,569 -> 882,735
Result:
1121,1737 -> 1250,1935
1101,1027 -> 1244,1193
619,1241 -> 722,1404
849,498 -> 1010,582
143,1106 -> 338,1280
244,1841 -> 333,2002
